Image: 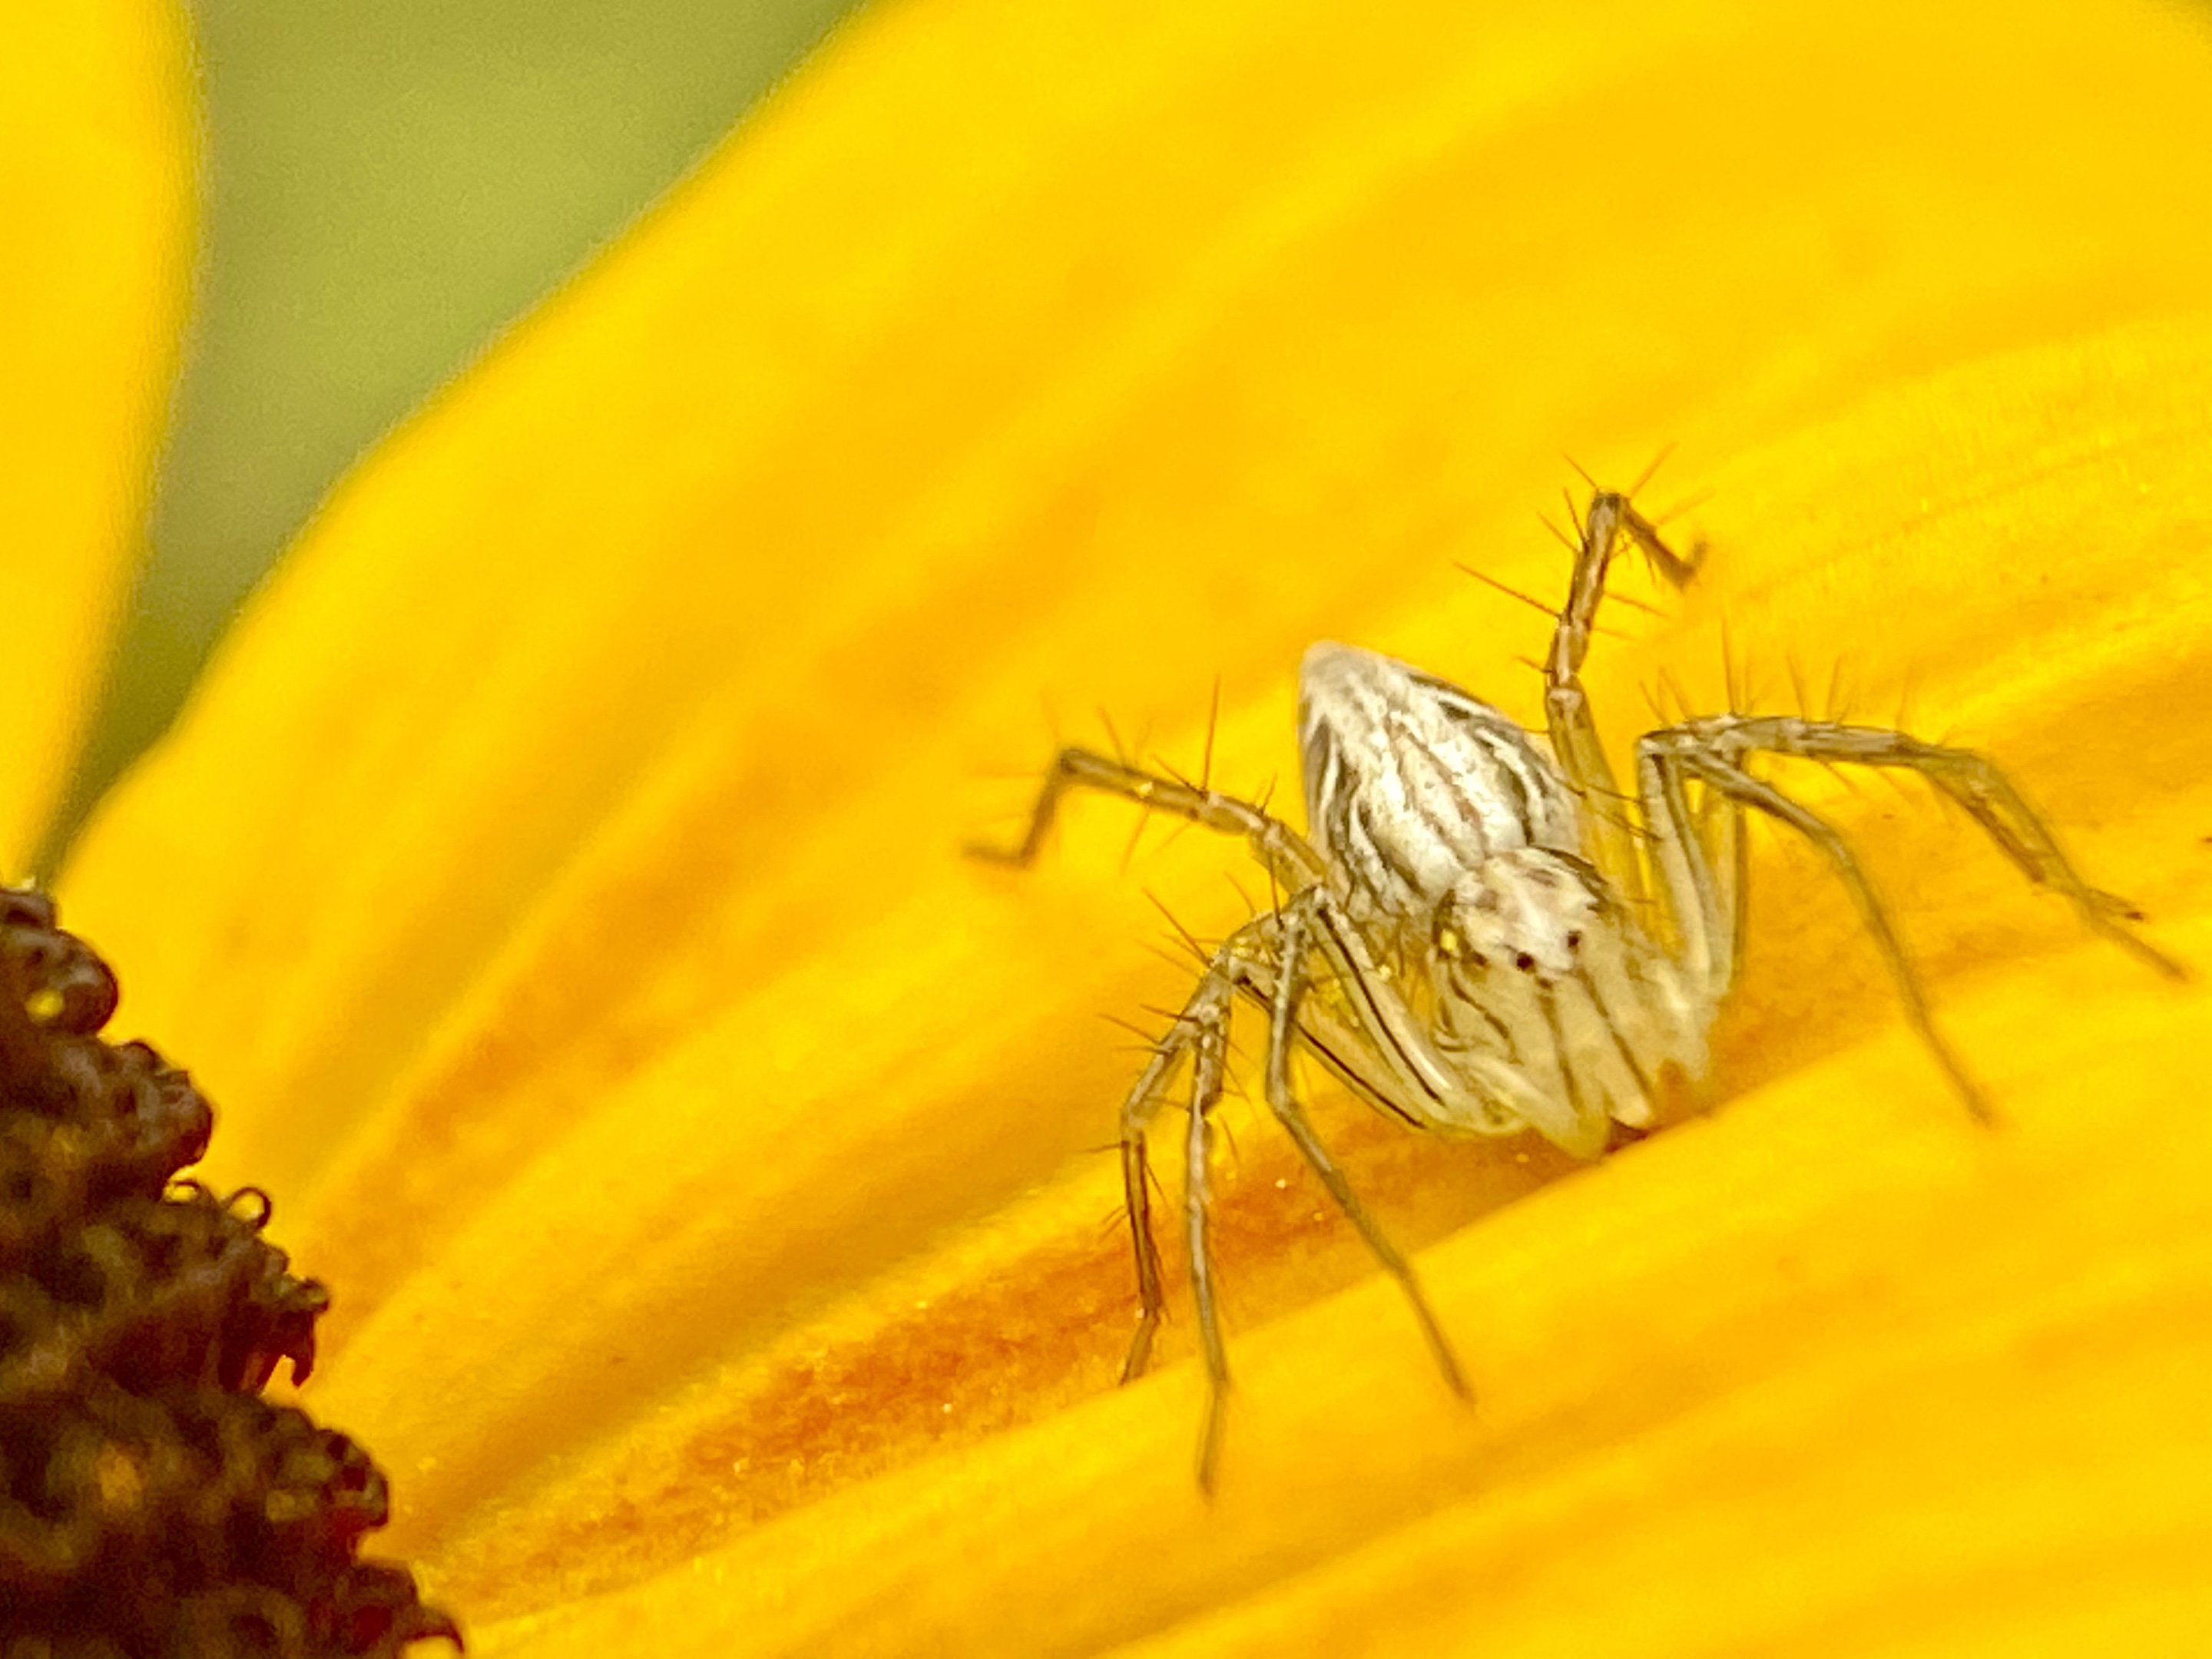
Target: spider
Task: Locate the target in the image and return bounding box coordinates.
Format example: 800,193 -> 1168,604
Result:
973,482 -> 2181,1489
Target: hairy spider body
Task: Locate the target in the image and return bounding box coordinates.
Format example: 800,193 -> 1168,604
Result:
1299,642 -> 1705,1156
975,484 -> 2178,1490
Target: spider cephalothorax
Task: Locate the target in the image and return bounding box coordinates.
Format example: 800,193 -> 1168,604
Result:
976,482 -> 2178,1488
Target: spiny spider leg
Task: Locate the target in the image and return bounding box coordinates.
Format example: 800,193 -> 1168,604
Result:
1636,714 -> 2185,1122
967,746 -> 1325,892
972,743 -> 1518,1135
1645,718 -> 2187,975
1261,892 -> 1470,1402
1647,742 -> 1995,1118
1128,901 -> 1469,1491
979,750 -> 1475,1486
1544,489 -> 1704,907
1116,1005 -> 1202,1386
1541,487 -> 1751,1002
1177,964 -> 1234,1493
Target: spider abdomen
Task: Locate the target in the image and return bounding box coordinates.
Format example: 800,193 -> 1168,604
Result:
1299,642 -> 1578,927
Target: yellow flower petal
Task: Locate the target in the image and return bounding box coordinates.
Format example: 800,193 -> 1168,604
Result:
0,4 -> 194,869
435,323 -> 2212,1657
52,0 -> 2212,1653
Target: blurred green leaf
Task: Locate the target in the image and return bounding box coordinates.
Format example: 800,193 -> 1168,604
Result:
45,0 -> 864,868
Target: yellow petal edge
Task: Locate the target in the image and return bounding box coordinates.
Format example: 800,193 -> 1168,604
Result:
0,3 -> 195,870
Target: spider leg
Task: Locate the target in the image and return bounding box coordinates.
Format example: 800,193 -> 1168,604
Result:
1105,922 -> 1244,1488
1637,714 -> 2184,1122
1181,972 -> 1235,1492
969,746 -> 1326,892
1116,1012 -> 1194,1386
1644,737 -> 1991,1118
1125,898 -> 1487,1488
1658,717 -> 2182,977
1259,889 -> 1472,1401
1634,738 -> 1740,1000
1543,487 -> 1704,904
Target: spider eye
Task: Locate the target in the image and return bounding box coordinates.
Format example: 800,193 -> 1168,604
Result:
1514,951 -> 1537,972
1565,930 -> 1582,951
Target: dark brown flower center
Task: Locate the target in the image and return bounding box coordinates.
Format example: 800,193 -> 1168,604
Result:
0,886 -> 459,1657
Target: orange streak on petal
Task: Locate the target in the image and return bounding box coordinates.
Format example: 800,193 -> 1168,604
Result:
416,1094 -> 1582,1616
465,923 -> 2212,1657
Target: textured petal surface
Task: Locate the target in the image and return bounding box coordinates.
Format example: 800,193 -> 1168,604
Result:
0,5 -> 194,869
53,0 -> 2212,1654
452,327 -> 2212,1658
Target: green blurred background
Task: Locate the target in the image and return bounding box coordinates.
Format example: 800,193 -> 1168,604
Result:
42,0 -> 867,869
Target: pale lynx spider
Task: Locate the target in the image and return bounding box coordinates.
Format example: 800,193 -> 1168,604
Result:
975,480 -> 2180,1488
